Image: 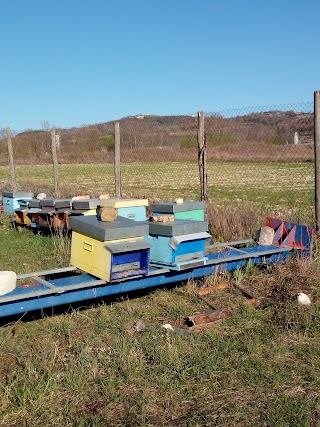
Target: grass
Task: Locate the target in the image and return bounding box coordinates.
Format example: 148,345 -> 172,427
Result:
0,215 -> 69,274
1,205 -> 320,426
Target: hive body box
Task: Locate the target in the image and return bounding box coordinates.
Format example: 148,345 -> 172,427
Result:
151,201 -> 205,221
15,209 -> 31,226
70,216 -> 151,281
145,219 -> 210,270
27,208 -> 42,228
37,199 -> 73,229
2,192 -> 34,215
100,198 -> 148,221
72,198 -> 100,211
68,199 -> 100,226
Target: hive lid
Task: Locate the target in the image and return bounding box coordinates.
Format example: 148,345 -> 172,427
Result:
28,199 -> 41,208
54,208 -> 71,214
169,232 -> 211,250
69,215 -> 149,241
100,197 -> 148,208
105,238 -> 152,254
148,219 -> 208,237
40,197 -> 55,207
17,200 -> 29,207
38,209 -> 55,215
72,198 -> 100,210
2,191 -> 34,198
28,208 -> 42,214
54,199 -> 72,209
151,200 -> 206,213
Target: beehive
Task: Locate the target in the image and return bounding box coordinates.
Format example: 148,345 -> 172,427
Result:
145,219 -> 210,270
151,200 -> 205,221
53,199 -> 72,209
99,198 -> 148,221
69,215 -> 151,281
15,209 -> 31,226
72,198 -> 100,211
27,208 -> 42,229
2,192 -> 34,215
69,199 -> 100,224
39,197 -> 55,209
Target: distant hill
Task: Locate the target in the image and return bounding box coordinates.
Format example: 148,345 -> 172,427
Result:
0,111 -> 314,165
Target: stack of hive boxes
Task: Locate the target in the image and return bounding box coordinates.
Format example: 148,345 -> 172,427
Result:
70,198 -> 151,281
146,200 -> 210,270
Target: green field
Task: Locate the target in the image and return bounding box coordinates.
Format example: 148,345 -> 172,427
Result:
0,161 -> 314,220
1,212 -> 320,426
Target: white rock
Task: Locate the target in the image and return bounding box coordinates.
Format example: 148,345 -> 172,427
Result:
297,293 -> 311,305
72,195 -> 90,201
0,271 -> 16,296
135,320 -> 146,333
36,193 -> 47,200
256,226 -> 275,246
162,323 -> 174,331
175,198 -> 184,204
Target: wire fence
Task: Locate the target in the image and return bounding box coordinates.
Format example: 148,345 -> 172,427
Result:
0,101 -> 315,224
205,102 -> 314,223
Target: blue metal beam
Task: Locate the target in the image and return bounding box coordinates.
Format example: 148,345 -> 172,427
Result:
0,246 -> 291,318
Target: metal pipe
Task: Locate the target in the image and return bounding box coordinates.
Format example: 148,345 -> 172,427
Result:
315,91 -> 320,231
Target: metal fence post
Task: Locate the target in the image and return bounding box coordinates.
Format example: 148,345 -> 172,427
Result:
197,111 -> 208,202
6,127 -> 17,190
114,122 -> 122,197
51,128 -> 60,197
315,91 -> 320,231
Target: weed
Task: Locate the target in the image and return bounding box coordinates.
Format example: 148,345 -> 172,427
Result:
234,267 -> 245,285
51,228 -> 71,266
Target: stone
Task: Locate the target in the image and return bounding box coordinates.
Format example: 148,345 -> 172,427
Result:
36,193 -> 47,200
256,226 -> 275,246
0,271 -> 16,296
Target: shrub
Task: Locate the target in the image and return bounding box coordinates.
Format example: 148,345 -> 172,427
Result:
102,134 -> 114,151
206,131 -> 238,146
272,132 -> 286,145
180,135 -> 197,148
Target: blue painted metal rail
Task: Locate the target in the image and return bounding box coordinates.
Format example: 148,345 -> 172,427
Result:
0,218 -> 313,318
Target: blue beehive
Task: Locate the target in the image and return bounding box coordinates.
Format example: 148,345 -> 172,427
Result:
145,219 -> 210,270
99,198 -> 148,221
2,191 -> 34,215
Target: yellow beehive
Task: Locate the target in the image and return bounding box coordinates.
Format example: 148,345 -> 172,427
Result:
83,208 -> 97,216
69,215 -> 151,281
70,232 -> 147,281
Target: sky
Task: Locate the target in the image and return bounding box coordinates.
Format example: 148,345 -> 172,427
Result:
0,0 -> 319,130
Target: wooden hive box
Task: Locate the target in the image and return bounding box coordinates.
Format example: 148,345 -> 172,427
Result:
145,219 -> 210,270
69,215 -> 151,281
99,198 -> 148,221
2,192 -> 34,215
15,209 -> 31,226
151,200 -> 206,221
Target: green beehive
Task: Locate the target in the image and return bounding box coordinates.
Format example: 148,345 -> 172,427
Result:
151,200 -> 205,221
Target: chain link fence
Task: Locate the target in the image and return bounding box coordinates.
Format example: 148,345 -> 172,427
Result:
119,114 -> 199,199
0,101 -> 315,224
205,102 -> 314,223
